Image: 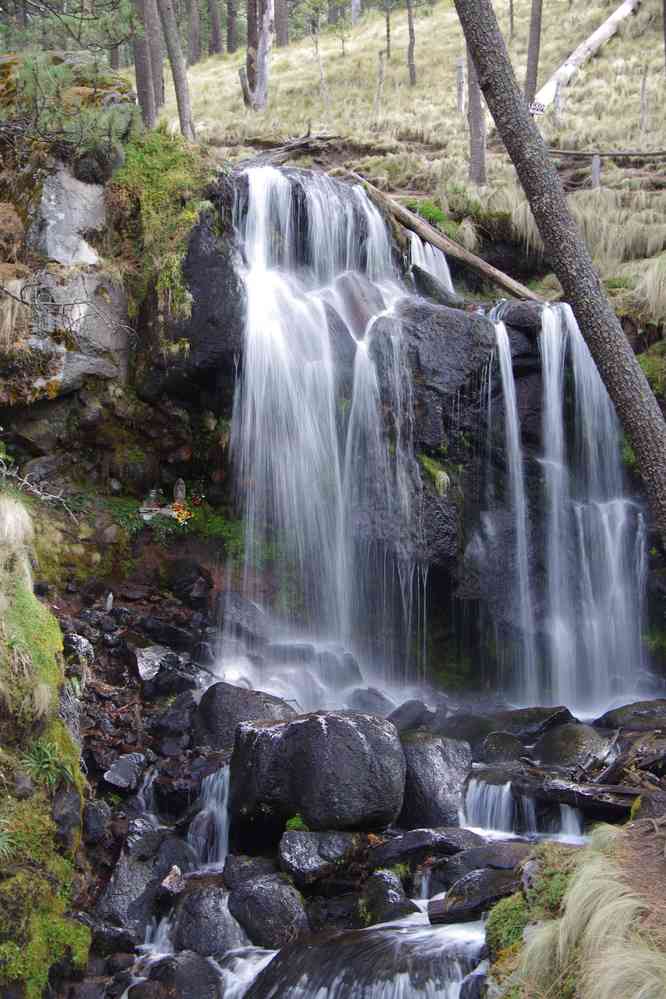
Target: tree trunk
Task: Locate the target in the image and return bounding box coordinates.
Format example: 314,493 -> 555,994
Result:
208,0 -> 224,53
351,0 -> 361,24
246,0 -> 258,93
227,0 -> 238,52
252,0 -> 274,110
327,1 -> 338,25
664,0 -> 666,75
508,0 -> 514,41
524,0 -> 542,104
406,0 -> 416,86
110,44 -> 121,69
157,0 -> 196,140
373,49 -> 385,121
535,0 -> 641,109
456,54 -> 465,113
275,0 -> 288,46
188,0 -> 201,64
133,0 -> 157,129
453,0 -> 666,544
145,0 -> 165,109
384,1 -> 391,60
467,44 -> 486,185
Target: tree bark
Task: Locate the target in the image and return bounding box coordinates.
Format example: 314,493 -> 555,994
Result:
208,0 -> 224,53
275,0 -> 288,46
453,0 -> 666,544
157,0 -> 196,140
327,1 -> 338,25
133,0 -> 157,129
110,44 -> 121,69
384,0 -> 391,60
664,0 -> 666,76
227,0 -> 238,52
406,0 -> 416,86
188,0 -> 202,64
467,44 -> 486,185
252,0 -> 274,110
246,0 -> 258,93
535,0 -> 641,109
145,0 -> 165,109
508,0 -> 514,41
524,0 -> 542,104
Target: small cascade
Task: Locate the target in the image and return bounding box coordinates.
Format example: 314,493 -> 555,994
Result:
559,804 -> 584,839
462,777 -> 583,839
187,766 -> 230,867
409,231 -> 454,293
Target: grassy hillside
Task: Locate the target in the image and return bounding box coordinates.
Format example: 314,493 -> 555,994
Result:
161,0 -> 666,321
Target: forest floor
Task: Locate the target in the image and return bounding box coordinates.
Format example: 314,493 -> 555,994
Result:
161,0 -> 666,323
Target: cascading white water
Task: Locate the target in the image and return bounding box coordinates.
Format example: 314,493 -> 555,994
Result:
462,778 -> 583,839
540,304 -> 647,710
409,231 -> 454,294
187,766 -> 230,867
494,322 -> 538,704
230,166 -> 428,685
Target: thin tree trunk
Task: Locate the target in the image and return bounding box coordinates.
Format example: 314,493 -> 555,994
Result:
406,0 -> 416,86
145,0 -> 165,109
133,0 -> 157,128
246,0 -> 258,94
252,0 -> 274,110
351,0 -> 361,24
157,0 -> 196,140
453,0 -> 666,545
524,0 -> 542,104
663,0 -> 666,75
188,0 -> 202,64
467,44 -> 486,184
227,0 -> 238,52
208,0 -> 224,53
328,1 -> 338,25
639,62 -> 648,131
509,0 -> 514,41
384,1 -> 391,60
373,49 -> 385,122
110,44 -> 121,69
275,0 -> 289,46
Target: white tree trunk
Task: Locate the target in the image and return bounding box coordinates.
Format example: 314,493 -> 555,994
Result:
535,0 -> 642,108
250,0 -> 274,110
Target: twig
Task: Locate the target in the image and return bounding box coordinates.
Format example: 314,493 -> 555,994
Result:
0,456 -> 78,522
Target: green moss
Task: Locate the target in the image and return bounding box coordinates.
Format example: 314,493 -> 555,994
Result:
108,127 -> 212,317
390,863 -> 409,881
485,893 -> 529,958
357,897 -> 372,927
418,453 -> 450,497
285,813 -> 310,832
5,578 -> 62,691
638,340 -> 666,400
406,198 -> 461,242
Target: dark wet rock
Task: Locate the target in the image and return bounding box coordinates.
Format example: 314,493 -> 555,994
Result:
228,874 -> 309,949
594,699 -> 666,732
107,971 -> 134,998
147,951 -> 225,999
106,953 -> 135,974
230,711 -> 406,841
399,733 -> 471,828
359,870 -> 419,926
90,923 -> 137,957
223,854 -> 278,889
13,771 -> 34,800
194,681 -> 296,751
278,830 -> 363,887
217,592 -> 270,647
429,867 -> 521,923
70,982 -> 107,999
411,264 -> 467,309
430,841 -> 531,894
149,692 -> 196,742
346,687 -> 396,716
389,700 -> 434,733
103,753 -> 146,792
460,969 -> 487,999
315,650 -> 363,690
496,301 -> 543,336
632,789 -> 666,819
369,827 -> 484,869
265,642 -> 316,664
480,731 -> 525,764
488,706 -> 576,741
140,617 -> 194,653
172,887 -> 247,960
63,632 -> 95,672
166,559 -> 213,610
510,772 -> 635,821
429,713 -> 497,755
52,786 -> 82,851
533,723 -> 610,767
307,893 -> 361,933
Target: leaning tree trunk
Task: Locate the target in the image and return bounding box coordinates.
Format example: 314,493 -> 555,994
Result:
208,0 -> 224,53
227,0 -> 238,52
351,0 -> 361,24
188,0 -> 202,64
275,0 -> 289,47
406,0 -> 416,86
157,0 -> 196,140
467,44 -> 486,184
384,0 -> 391,60
240,0 -> 274,109
145,0 -> 165,109
453,0 -> 666,545
246,0 -> 259,94
133,0 -> 157,128
524,0 -> 542,104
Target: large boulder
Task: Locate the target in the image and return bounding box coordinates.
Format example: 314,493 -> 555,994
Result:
399,733 -> 471,828
171,886 -> 247,960
193,681 -> 296,751
368,827 -> 484,869
228,874 -> 309,949
428,867 -> 521,924
533,723 -> 610,767
594,699 -> 666,732
145,952 -> 224,999
229,711 -> 406,841
358,870 -> 419,926
28,164 -> 105,266
430,841 -> 531,895
279,830 -> 364,887
480,731 -> 525,764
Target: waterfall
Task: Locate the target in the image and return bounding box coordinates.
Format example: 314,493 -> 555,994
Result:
539,304 -> 647,710
409,231 -> 454,293
462,779 -> 515,833
494,322 -> 538,704
187,766 -> 231,867
462,778 -> 583,838
230,166 -> 428,685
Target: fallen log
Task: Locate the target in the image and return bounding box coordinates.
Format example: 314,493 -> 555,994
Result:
350,172 -> 543,302
240,131 -> 341,166
535,0 -> 642,110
